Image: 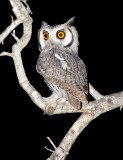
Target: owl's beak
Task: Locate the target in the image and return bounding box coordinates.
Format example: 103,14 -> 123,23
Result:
49,40 -> 55,49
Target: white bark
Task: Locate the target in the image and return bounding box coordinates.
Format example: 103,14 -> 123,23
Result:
0,19 -> 21,44
0,1 -> 122,159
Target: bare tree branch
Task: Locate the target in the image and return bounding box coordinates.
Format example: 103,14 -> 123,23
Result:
0,1 -> 122,160
47,91 -> 123,160
89,83 -> 103,100
0,19 -> 21,44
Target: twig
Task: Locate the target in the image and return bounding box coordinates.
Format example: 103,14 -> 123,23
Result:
44,146 -> 54,153
0,52 -> 13,57
11,30 -> 19,42
45,137 -> 57,153
46,137 -> 57,150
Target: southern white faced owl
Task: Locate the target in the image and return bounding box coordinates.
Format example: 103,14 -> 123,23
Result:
36,17 -> 88,109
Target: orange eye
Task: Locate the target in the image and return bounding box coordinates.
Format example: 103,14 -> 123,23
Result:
43,31 -> 49,40
57,31 -> 65,39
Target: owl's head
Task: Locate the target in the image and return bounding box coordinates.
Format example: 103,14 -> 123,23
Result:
38,17 -> 79,53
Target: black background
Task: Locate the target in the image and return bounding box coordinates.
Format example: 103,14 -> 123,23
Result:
0,0 -> 122,159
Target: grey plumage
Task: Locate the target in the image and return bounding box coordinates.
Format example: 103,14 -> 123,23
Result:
36,17 -> 88,109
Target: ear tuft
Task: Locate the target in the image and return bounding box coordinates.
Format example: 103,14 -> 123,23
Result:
41,21 -> 48,27
66,17 -> 76,26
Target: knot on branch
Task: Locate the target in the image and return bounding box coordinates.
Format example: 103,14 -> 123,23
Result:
107,98 -> 114,108
45,106 -> 55,115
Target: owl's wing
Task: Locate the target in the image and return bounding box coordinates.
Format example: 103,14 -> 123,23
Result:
59,53 -> 88,104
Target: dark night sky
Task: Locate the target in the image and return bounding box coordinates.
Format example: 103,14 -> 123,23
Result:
0,0 -> 122,160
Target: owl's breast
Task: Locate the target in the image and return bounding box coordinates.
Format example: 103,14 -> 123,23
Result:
36,48 -> 88,97
36,49 -> 62,77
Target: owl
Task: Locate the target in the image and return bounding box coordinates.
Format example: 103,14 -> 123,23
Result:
36,17 -> 88,110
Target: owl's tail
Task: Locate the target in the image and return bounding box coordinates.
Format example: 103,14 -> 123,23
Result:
67,93 -> 88,110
